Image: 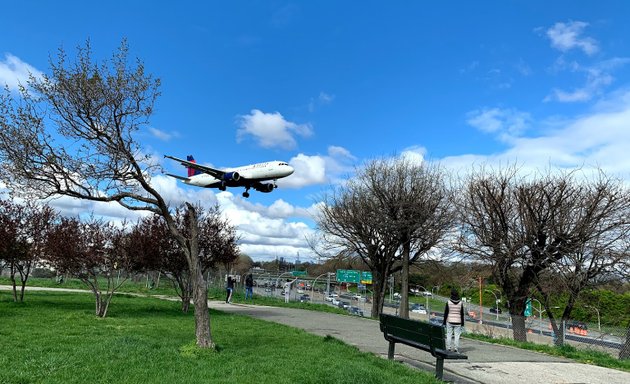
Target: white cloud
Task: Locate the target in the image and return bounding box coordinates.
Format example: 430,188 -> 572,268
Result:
282,154 -> 327,187
308,91 -> 335,112
0,54 -> 43,91
544,58 -> 630,103
546,21 -> 598,55
280,146 -> 356,189
237,109 -> 313,150
466,108 -> 531,142
447,90 -> 630,177
148,127 -> 178,141
400,146 -> 426,165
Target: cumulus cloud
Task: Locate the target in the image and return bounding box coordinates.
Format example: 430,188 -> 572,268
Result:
546,21 -> 599,55
237,109 -> 313,150
280,146 -> 357,188
466,108 -> 531,142
400,146 -> 426,165
0,54 -> 43,91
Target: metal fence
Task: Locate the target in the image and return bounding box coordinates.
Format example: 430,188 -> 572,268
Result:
460,307 -> 627,358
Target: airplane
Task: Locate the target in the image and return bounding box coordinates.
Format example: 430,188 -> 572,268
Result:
164,155 -> 294,198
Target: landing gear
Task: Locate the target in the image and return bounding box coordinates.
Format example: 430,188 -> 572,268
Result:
243,191 -> 250,198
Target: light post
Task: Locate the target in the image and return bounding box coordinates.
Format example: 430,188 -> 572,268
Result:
417,285 -> 430,317
484,289 -> 501,321
585,305 -> 601,332
311,272 -> 330,303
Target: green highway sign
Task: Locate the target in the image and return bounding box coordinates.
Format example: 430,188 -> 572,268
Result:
291,270 -> 307,276
360,271 -> 372,284
336,269 -> 372,284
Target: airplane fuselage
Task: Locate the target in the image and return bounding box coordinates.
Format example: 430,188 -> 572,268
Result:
185,161 -> 294,188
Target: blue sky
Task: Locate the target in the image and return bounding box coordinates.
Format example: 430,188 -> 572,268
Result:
2,1 -> 630,262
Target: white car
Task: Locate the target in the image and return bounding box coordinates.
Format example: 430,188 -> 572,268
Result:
411,304 -> 427,314
331,298 -> 341,306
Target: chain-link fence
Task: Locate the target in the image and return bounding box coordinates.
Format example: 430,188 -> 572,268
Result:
461,307 -> 628,358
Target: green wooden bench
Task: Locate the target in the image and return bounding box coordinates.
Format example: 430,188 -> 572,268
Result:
379,314 -> 468,380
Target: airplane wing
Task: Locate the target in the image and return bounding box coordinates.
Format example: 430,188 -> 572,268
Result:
164,155 -> 226,179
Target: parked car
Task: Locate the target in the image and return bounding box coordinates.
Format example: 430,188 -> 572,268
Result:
422,291 -> 433,297
411,303 -> 427,314
299,294 -> 310,303
489,307 -> 502,314
331,298 -> 341,306
348,306 -> 364,317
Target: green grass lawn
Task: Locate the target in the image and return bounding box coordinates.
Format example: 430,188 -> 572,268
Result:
0,291 -> 441,384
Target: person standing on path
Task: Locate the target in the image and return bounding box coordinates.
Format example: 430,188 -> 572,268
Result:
245,273 -> 254,300
226,275 -> 234,303
443,288 -> 464,352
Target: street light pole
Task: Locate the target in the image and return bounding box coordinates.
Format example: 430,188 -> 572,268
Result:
585,305 -> 601,332
484,289 -> 500,321
417,285 -> 430,317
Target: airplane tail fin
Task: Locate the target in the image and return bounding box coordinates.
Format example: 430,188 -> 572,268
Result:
187,155 -> 202,177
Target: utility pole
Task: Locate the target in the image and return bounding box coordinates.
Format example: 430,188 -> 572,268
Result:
479,276 -> 483,325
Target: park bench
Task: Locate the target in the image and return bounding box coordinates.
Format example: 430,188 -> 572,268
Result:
379,314 -> 468,380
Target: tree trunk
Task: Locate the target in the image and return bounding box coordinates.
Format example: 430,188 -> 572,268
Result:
9,269 -> 18,302
182,204 -> 214,349
371,270 -> 387,318
191,266 -> 213,348
509,297 -> 528,342
398,242 -> 410,319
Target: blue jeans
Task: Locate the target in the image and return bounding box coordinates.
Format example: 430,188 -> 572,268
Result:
245,287 -> 253,299
446,323 -> 462,351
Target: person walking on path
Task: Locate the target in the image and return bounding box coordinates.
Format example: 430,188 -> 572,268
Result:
443,288 -> 464,352
245,273 -> 254,300
226,275 -> 234,304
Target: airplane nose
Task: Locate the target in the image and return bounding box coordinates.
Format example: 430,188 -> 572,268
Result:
287,165 -> 295,175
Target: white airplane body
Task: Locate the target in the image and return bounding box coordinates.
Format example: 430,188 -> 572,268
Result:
164,155 -> 294,198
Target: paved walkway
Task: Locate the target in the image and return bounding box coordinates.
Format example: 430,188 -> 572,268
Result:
210,300 -> 630,384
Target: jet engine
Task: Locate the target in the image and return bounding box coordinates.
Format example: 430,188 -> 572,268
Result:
254,183 -> 274,193
222,172 -> 240,181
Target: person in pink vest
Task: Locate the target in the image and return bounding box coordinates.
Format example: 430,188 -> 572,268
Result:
442,288 -> 464,352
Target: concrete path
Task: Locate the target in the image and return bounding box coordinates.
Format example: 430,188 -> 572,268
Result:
210,300 -> 630,384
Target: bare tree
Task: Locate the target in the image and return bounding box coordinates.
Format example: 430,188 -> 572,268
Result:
0,40 -> 215,347
316,158 -> 455,317
363,158 -> 455,318
457,165 -> 630,342
317,178 -> 399,317
533,172 -> 630,344
0,199 -> 57,302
